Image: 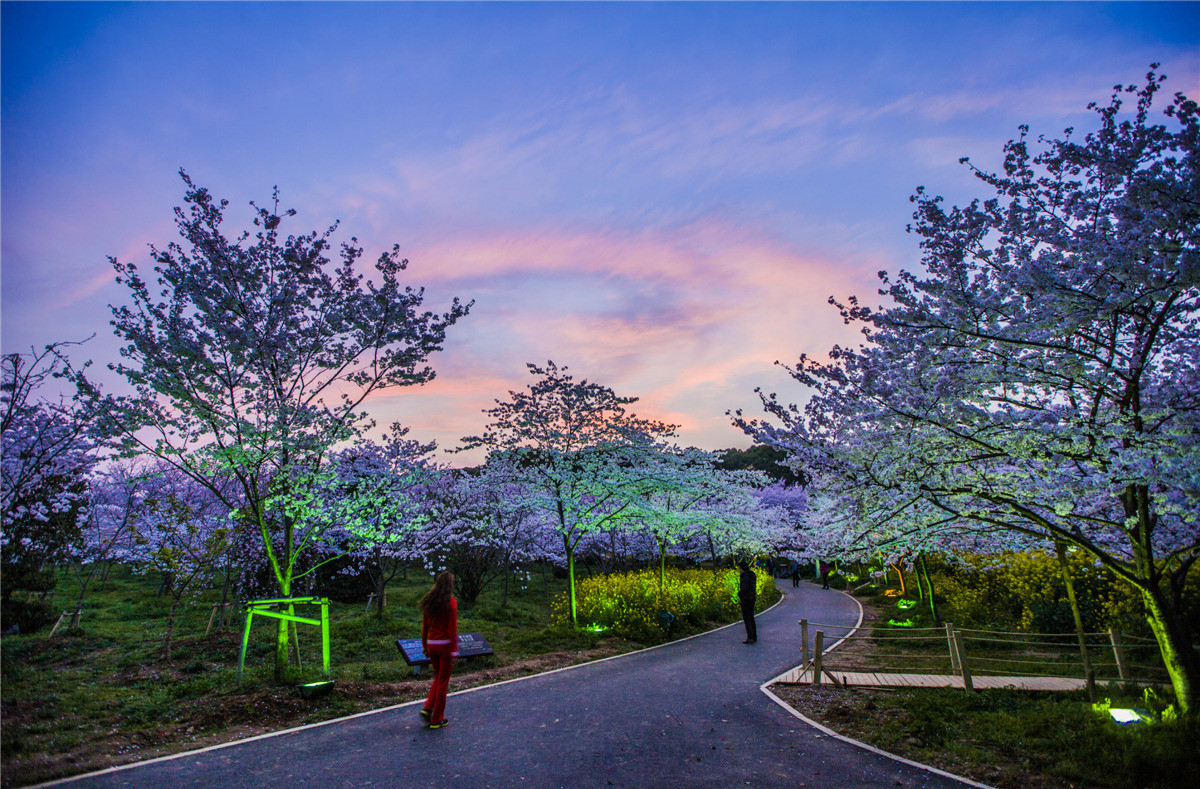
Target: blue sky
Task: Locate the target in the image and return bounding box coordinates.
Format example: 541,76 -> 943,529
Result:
3,1 -> 1197,463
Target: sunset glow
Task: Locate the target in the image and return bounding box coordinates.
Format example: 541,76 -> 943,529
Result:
3,2 -> 1196,465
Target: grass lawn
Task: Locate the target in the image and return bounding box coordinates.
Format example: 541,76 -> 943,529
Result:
1,563 -> 760,787
772,586 -> 1199,789
0,566 -> 627,787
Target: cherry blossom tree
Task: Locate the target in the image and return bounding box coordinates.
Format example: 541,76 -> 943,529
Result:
460,362 -> 676,625
95,171 -> 470,679
628,446 -> 774,589
65,459 -> 149,620
127,462 -> 234,658
1,344 -> 98,631
325,425 -> 438,617
739,67 -> 1199,710
419,460 -> 542,605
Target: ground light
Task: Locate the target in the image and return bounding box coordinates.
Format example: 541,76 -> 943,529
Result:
1107,708 -> 1154,725
298,680 -> 336,700
896,599 -> 917,610
888,618 -> 915,627
584,623 -> 609,633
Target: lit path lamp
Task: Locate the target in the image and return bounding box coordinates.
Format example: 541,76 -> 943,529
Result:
237,597 -> 332,685
299,679 -> 336,699
1106,707 -> 1154,725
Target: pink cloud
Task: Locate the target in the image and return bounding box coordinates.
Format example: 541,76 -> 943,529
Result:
342,217 -> 875,462
51,268 -> 115,310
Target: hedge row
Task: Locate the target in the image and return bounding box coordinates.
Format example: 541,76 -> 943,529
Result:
552,567 -> 779,642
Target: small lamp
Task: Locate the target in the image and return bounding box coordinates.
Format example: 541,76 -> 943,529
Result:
298,680 -> 336,700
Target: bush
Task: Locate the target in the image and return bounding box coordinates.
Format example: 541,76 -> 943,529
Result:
0,597 -> 56,634
925,551 -> 1152,634
552,567 -> 780,642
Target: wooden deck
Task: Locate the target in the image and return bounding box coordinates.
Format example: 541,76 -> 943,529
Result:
776,666 -> 1086,691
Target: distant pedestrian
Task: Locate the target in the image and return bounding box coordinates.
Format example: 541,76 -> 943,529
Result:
819,560 -> 831,590
419,571 -> 458,729
790,563 -> 800,588
738,561 -> 757,644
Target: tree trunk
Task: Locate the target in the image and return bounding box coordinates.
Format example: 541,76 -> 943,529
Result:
501,557 -> 510,609
374,575 -> 388,619
1055,542 -> 1095,701
163,597 -> 179,660
1120,484 -> 1199,713
273,575 -> 293,682
370,546 -> 386,619
918,554 -> 938,623
73,571 -> 90,619
1140,583 -> 1199,714
566,540 -> 577,626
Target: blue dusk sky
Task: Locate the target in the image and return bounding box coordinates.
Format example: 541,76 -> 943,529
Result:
3,1 -> 1198,464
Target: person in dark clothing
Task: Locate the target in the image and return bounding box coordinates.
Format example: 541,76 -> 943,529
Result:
737,561 -> 757,643
819,560 -> 831,590
790,563 -> 800,587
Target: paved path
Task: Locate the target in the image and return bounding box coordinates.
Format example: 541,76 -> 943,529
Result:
56,582 -> 972,788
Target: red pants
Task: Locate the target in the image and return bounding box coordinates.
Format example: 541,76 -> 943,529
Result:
424,648 -> 454,723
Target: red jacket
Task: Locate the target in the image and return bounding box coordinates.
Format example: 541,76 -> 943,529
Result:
421,597 -> 458,656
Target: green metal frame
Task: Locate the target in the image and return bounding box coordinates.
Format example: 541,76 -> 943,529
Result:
237,596 -> 332,682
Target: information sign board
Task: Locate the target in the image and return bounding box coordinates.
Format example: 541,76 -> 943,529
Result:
395,632 -> 494,665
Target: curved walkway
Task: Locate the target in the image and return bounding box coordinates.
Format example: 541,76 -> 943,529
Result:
52,582 -> 972,788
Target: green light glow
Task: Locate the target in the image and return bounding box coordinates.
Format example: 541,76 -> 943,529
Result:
238,597 -> 332,683
887,618 -> 915,627
298,680 -> 335,700
896,599 -> 917,610
585,623 -> 609,633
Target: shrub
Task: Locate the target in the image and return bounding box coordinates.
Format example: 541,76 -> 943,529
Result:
926,551 -> 1152,634
552,567 -> 780,642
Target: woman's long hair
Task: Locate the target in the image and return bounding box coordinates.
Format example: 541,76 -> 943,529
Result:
419,571 -> 455,615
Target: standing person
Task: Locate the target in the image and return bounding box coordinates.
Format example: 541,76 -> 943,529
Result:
737,561 -> 757,644
819,560 -> 831,590
790,563 -> 800,588
419,571 -> 458,729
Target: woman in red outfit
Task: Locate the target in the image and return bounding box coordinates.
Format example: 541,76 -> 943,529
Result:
419,571 -> 458,729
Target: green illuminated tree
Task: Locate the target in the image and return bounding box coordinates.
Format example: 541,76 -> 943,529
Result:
99,172 -> 470,680
630,447 -> 768,591
460,362 -> 675,625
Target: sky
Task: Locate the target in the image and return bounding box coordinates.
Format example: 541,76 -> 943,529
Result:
3,1 -> 1198,465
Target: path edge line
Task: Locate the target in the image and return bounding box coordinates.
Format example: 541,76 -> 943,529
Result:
36,589 -> 790,787
758,588 -> 993,789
